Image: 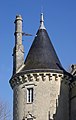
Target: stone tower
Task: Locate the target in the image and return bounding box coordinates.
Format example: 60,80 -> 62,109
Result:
10,13 -> 71,120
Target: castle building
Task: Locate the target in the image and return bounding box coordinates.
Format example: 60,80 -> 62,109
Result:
10,13 -> 76,120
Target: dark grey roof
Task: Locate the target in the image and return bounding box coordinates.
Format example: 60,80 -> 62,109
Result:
21,29 -> 62,72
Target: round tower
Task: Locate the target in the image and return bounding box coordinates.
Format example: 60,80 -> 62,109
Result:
10,13 -> 65,120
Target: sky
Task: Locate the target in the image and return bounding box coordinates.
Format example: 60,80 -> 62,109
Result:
0,0 -> 76,114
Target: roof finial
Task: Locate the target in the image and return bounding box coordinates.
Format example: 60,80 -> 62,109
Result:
39,13 -> 46,30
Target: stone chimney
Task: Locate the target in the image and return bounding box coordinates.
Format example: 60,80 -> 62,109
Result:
13,15 -> 24,74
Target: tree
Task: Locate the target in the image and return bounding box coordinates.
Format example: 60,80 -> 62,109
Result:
0,100 -> 12,120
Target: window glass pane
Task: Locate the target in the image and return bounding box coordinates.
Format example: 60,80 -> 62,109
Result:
31,88 -> 33,102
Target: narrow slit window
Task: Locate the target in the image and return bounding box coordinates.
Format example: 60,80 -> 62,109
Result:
27,119 -> 33,120
27,88 -> 33,103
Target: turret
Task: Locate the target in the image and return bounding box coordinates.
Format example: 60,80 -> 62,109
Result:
10,13 -> 70,120
13,15 -> 24,74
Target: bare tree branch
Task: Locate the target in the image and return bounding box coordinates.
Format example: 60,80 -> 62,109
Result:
0,100 -> 12,120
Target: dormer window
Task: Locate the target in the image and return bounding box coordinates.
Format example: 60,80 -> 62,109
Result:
27,88 -> 33,103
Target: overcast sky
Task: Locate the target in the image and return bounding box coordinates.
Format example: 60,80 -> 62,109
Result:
0,0 -> 76,112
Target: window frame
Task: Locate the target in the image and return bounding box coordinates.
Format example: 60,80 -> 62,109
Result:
27,87 -> 34,103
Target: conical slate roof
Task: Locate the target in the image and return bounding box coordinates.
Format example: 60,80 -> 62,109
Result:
22,13 -> 62,72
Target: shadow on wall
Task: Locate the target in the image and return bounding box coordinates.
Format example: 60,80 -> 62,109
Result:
49,77 -> 70,120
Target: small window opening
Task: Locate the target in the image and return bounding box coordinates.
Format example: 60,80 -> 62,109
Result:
27,88 -> 33,103
27,119 -> 33,120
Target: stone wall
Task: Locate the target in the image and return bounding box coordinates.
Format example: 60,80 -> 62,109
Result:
55,79 -> 69,120
70,81 -> 76,120
13,85 -> 24,120
12,72 -> 64,120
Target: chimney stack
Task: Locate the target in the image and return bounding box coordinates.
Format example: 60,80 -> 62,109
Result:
13,15 -> 24,74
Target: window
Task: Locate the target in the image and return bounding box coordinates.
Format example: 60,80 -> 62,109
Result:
27,119 -> 33,120
27,88 -> 33,103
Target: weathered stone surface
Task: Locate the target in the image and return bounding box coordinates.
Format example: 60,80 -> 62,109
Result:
13,15 -> 24,75
12,72 -> 65,120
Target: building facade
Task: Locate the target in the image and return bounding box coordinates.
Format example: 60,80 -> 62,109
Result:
10,14 -> 76,120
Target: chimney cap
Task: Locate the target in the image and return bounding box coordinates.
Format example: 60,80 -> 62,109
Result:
14,14 -> 23,23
